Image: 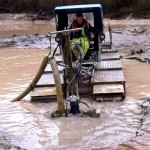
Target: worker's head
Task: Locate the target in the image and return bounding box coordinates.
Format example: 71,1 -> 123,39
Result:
76,12 -> 83,24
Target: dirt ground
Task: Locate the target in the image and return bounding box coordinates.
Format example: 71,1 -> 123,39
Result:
0,13 -> 150,150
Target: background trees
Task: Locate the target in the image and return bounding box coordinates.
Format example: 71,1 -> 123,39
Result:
0,0 -> 149,18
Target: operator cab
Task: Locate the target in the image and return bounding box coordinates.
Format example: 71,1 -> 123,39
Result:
54,4 -> 105,60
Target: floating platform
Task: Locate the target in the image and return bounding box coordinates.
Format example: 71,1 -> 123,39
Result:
30,49 -> 125,101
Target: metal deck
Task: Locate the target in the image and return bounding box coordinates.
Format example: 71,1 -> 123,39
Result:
101,51 -> 120,60
93,70 -> 125,84
30,87 -> 57,97
94,60 -> 122,70
36,73 -> 63,87
93,84 -> 124,94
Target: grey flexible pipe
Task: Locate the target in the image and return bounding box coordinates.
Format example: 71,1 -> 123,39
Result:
11,56 -> 48,102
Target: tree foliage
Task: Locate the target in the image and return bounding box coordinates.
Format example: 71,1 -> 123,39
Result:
0,0 -> 150,18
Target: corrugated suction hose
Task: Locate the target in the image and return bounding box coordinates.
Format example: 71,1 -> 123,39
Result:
48,57 -> 65,114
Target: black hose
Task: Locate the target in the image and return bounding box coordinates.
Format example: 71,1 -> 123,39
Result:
56,61 -> 68,68
80,95 -> 93,105
79,101 -> 92,110
52,44 -> 59,57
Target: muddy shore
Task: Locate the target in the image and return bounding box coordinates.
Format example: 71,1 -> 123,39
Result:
0,14 -> 55,38
0,13 -> 150,150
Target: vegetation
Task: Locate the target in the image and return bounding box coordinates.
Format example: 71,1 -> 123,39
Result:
0,0 -> 150,18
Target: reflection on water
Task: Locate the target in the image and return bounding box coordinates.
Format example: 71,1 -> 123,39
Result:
0,49 -> 150,149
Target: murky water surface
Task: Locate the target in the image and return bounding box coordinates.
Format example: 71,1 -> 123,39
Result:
0,17 -> 150,149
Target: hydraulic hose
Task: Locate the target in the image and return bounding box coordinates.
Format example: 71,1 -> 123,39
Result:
75,42 -> 84,62
66,42 -> 83,95
11,56 -> 48,102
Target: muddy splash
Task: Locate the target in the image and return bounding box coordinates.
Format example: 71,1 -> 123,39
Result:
0,15 -> 150,149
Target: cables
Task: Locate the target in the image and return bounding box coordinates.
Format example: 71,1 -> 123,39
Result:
52,44 -> 59,57
79,101 -> 92,110
66,41 -> 84,97
56,61 -> 68,68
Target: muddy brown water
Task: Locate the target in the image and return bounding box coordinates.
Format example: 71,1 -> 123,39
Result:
0,16 -> 150,149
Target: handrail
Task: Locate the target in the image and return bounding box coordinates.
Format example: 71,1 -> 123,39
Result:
50,28 -> 81,34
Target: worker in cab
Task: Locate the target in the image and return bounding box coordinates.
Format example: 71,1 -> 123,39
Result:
70,12 -> 94,59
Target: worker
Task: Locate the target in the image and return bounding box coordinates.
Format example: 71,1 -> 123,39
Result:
70,12 -> 94,59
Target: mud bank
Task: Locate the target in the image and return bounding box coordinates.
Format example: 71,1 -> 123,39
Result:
0,34 -> 51,49
0,14 -> 55,38
125,50 -> 150,63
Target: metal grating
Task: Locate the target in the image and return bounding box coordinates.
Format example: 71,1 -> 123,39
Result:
36,73 -> 63,87
94,60 -> 122,70
93,70 -> 125,84
101,52 -> 120,60
45,64 -> 64,73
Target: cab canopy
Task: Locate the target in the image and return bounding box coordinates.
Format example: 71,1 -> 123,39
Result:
54,4 -> 104,33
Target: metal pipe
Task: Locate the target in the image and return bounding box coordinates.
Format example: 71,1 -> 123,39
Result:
11,56 -> 48,102
48,57 -> 65,114
65,34 -> 73,69
108,23 -> 112,45
50,28 -> 81,35
75,82 -> 79,100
